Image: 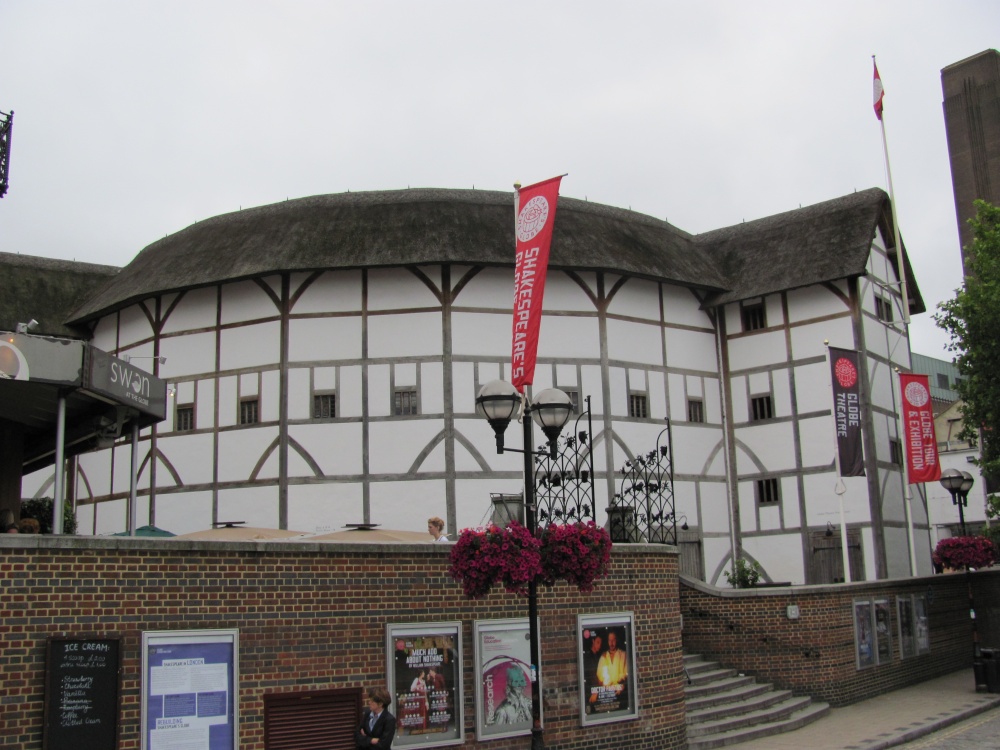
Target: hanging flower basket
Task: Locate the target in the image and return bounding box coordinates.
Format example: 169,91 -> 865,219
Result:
934,536 -> 997,571
448,521 -> 611,598
539,521 -> 612,593
448,522 -> 541,599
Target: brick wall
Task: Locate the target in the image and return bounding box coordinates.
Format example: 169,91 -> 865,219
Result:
680,570 -> 1000,706
0,536 -> 684,750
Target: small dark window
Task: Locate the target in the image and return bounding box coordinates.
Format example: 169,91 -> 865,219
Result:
629,393 -> 648,419
751,395 -> 773,421
176,405 -> 194,431
240,398 -> 259,425
313,393 -> 337,419
564,389 -> 580,414
756,478 -> 780,504
394,388 -> 418,416
936,373 -> 950,390
875,296 -> 894,323
688,399 -> 705,423
889,438 -> 903,466
742,303 -> 766,331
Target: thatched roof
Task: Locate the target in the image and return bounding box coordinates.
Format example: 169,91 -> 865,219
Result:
696,187 -> 924,313
0,252 -> 119,337
63,186 -> 922,324
67,189 -> 721,323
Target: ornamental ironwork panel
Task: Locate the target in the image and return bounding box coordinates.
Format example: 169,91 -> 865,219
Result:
611,423 -> 677,544
534,396 -> 596,526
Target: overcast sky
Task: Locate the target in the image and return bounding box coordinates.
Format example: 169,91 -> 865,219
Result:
2,1 -> 998,359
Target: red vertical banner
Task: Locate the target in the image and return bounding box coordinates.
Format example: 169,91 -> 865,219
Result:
511,176 -> 562,392
829,347 -> 865,477
899,373 -> 941,484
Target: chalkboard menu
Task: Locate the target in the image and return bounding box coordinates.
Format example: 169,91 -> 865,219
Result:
44,636 -> 121,750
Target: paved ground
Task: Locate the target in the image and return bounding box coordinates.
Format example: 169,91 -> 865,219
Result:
897,707 -> 1000,749
733,668 -> 1000,750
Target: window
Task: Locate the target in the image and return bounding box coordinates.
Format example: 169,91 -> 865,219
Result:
741,302 -> 766,332
936,373 -> 950,390
628,393 -> 648,419
394,388 -> 418,416
750,395 -> 773,421
240,398 -> 259,425
564,389 -> 580,414
175,405 -> 194,431
755,477 -> 780,505
889,438 -> 903,466
687,398 -> 705,423
875,296 -> 894,324
313,392 -> 337,419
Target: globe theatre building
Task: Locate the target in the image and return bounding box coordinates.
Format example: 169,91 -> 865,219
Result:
13,186 -> 929,585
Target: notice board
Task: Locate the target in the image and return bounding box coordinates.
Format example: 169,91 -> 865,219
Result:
44,636 -> 122,749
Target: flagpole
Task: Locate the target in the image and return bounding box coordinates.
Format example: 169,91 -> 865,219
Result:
874,55 -> 911,326
826,341 -> 853,583
874,56 -> 918,575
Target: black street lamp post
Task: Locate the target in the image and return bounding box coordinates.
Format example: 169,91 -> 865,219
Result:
476,380 -> 572,750
940,468 -> 975,536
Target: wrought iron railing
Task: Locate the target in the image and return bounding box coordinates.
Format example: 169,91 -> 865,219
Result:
611,423 -> 677,544
534,396 -> 596,526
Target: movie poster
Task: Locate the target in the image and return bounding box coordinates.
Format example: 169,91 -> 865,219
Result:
474,619 -> 537,740
386,622 -> 463,747
577,613 -> 639,726
854,600 -> 875,668
874,599 -> 892,663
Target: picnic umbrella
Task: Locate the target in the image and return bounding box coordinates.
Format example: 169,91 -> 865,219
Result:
301,524 -> 432,543
175,521 -> 307,541
112,524 -> 176,537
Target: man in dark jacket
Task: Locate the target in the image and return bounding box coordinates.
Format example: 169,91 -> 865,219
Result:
356,686 -> 396,748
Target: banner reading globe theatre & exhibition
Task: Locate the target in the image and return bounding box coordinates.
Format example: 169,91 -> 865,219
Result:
388,622 -> 463,747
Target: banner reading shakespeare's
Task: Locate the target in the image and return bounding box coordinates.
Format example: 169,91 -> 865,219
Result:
511,175 -> 563,392
828,347 -> 865,476
899,373 -> 941,484
387,622 -> 463,747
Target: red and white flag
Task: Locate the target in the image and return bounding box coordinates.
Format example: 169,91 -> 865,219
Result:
899,373 -> 941,484
511,175 -> 563,392
873,61 -> 884,121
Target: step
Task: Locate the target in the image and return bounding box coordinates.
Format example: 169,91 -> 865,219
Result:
685,681 -> 774,712
685,674 -> 756,700
686,695 -> 813,738
685,659 -> 722,677
686,701 -> 831,749
687,688 -> 793,724
686,666 -> 738,686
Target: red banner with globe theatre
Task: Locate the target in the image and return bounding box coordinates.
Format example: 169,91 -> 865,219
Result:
899,373 -> 941,484
511,176 -> 563,393
828,347 -> 865,477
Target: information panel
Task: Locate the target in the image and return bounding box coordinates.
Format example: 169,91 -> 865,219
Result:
142,630 -> 238,750
44,636 -> 121,750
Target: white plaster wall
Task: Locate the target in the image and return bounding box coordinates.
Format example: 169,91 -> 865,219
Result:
798,416 -> 835,469
543,272 -> 601,312
793,361 -> 834,415
292,270 -> 363,314
94,497 -> 128,535
704,535 -> 735,586
536,316 -> 601,360
369,312 -> 444,358
161,332 -> 216,379
161,287 -> 218,334
217,485 -> 281,528
220,279 -> 279,324
786,281 -> 851,323
735,423 -> 797,473
287,423 -> 364,475
220,321 -> 280,370
421,362 -> 444,415
158,433 -> 215,485
89,316 -> 119,352
606,318 -> 663,366
727,330 -> 787,372
743,533 -> 804,584
452,267 -> 515,308
287,482 -> 364,532
671,425 -> 725,477
665,329 -> 717,372
880,468 -> 906,523
606,277 -> 660,319
452,362 -> 476,414
152,490 -> 214,535
116,304 -> 156,349
368,420 -> 448,474
289,317 -> 362,362
368,268 -> 441,310
580,365 -> 604,415
790,319 -> 855,361
368,366 -> 390,417
802,473 -> 872,525
662,284 -> 713,329
217,427 -> 279,482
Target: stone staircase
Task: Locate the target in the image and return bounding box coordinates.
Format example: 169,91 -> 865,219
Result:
684,653 -> 830,749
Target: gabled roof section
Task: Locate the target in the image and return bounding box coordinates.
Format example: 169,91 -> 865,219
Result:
68,189 -> 725,324
695,187 -> 924,313
0,252 -> 119,337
